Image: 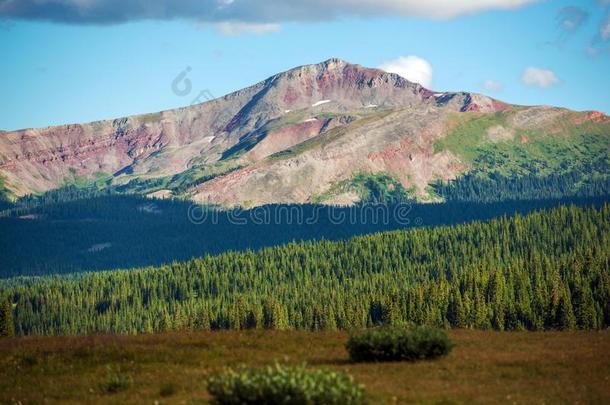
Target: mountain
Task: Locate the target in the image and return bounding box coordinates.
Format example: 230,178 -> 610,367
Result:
1,58 -> 608,206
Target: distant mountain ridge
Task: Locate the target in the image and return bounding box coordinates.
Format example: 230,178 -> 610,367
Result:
1,58 -> 608,206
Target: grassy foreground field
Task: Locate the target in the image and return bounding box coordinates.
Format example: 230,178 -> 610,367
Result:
1,330 -> 609,404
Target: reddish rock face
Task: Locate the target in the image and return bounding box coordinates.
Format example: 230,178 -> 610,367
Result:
462,103 -> 482,113
0,118 -> 168,194
586,111 -> 608,123
566,110 -> 610,126
247,119 -> 329,162
368,137 -> 413,162
492,99 -> 512,112
283,87 -> 299,105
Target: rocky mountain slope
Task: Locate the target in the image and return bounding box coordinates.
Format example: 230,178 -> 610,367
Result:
1,58 -> 608,206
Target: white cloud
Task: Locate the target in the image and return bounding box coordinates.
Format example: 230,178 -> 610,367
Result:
298,0 -> 541,19
379,56 -> 433,88
0,0 -> 541,24
482,80 -> 503,92
521,67 -> 560,88
213,22 -> 281,36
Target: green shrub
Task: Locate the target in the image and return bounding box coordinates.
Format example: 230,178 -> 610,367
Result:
159,383 -> 177,397
19,353 -> 39,367
346,326 -> 454,362
100,366 -> 132,393
206,363 -> 367,405
0,301 -> 14,337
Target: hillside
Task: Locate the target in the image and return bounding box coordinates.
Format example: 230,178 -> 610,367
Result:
2,193 -> 607,277
3,204 -> 608,335
1,59 -> 608,206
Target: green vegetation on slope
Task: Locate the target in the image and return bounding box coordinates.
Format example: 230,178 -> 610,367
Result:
432,166 -> 610,203
434,112 -> 610,178
2,204 -> 609,335
434,112 -> 512,163
25,159 -> 244,201
111,159 -> 244,197
313,172 -> 416,204
0,175 -> 13,211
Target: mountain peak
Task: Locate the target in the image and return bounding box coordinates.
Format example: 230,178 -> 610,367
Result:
2,58 -> 596,206
279,58 -> 360,78
319,57 -> 349,68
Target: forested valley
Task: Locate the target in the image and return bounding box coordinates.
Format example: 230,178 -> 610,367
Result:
1,204 -> 608,336
1,184 -> 609,277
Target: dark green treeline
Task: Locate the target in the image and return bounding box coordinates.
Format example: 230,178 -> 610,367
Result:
1,204 -> 609,336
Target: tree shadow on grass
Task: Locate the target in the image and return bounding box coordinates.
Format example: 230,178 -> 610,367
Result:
307,357 -> 352,366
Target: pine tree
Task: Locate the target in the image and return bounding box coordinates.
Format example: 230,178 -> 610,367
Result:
262,297 -> 286,330
0,301 -> 14,337
557,285 -> 577,330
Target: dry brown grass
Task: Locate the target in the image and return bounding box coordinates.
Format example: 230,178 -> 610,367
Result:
1,329 -> 609,404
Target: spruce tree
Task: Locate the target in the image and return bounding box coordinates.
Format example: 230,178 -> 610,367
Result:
0,301 -> 14,337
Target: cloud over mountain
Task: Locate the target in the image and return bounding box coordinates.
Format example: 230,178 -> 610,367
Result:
521,67 -> 560,88
481,80 -> 503,92
379,56 -> 433,88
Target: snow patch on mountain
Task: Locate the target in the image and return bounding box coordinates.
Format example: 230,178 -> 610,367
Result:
312,100 -> 331,107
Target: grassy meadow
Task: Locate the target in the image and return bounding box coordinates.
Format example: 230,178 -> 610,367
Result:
1,329 -> 609,404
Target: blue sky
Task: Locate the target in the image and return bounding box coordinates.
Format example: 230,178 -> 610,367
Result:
1,0 -> 610,131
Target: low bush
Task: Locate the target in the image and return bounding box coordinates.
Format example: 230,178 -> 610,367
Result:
100,366 -> 132,393
206,363 -> 367,405
159,383 -> 177,397
346,326 -> 454,362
